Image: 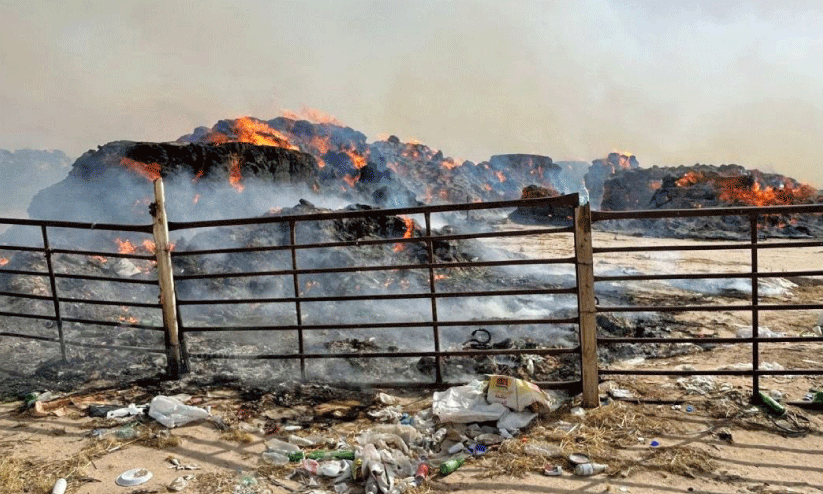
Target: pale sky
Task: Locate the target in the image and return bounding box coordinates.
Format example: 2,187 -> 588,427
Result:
1,0 -> 821,187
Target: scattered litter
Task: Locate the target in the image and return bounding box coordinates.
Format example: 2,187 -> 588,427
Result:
570,407 -> 586,417
543,464 -> 563,476
717,429 -> 734,443
167,456 -> 201,470
439,457 -> 465,475
676,376 -> 717,395
432,380 -> 509,423
608,388 -> 635,400
168,476 -> 190,492
650,440 -> 660,448
487,374 -> 554,411
574,463 -> 607,476
376,392 -> 399,405
736,326 -> 784,339
115,468 -> 152,487
149,395 -> 210,428
523,441 -> 562,458
51,478 -> 67,494
568,453 -> 590,465
685,405 -> 694,413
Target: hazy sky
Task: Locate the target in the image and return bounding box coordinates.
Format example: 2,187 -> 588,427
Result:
1,0 -> 821,186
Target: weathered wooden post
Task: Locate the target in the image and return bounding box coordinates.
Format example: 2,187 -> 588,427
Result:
574,203 -> 599,407
152,178 -> 183,378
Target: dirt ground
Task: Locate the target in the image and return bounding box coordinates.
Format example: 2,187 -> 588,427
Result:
2,230 -> 822,494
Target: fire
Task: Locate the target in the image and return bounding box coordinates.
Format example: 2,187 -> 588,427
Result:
342,174 -> 358,188
282,107 -> 341,125
142,240 -> 156,253
433,273 -> 448,281
210,117 -> 298,150
0,257 -> 8,266
343,148 -> 367,169
441,159 -> 461,170
91,255 -> 108,263
193,194 -> 201,204
115,238 -> 136,255
120,157 -> 162,181
676,171 -> 818,207
484,183 -> 493,191
393,217 -> 415,253
496,171 -> 506,183
229,156 -> 244,192
192,169 -> 205,182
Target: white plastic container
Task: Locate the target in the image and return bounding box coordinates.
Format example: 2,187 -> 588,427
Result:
51,478 -> 67,494
148,395 -> 209,428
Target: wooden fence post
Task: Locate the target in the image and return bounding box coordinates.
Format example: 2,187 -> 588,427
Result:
575,203 -> 599,407
152,178 -> 183,378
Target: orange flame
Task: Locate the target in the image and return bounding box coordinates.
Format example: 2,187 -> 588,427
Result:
229,156 -> 245,192
282,107 -> 342,125
677,172 -> 818,207
120,157 -> 162,181
210,117 -> 298,150
193,194 -> 201,204
343,149 -> 368,169
142,240 -> 156,253
91,255 -> 108,263
496,171 -> 506,183
393,217 -> 415,253
342,174 -> 358,188
0,257 -> 8,266
114,238 -> 136,254
441,159 -> 461,170
434,273 -> 448,281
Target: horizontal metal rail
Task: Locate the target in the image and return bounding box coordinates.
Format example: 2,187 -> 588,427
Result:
0,216 -> 153,232
0,311 -> 57,321
187,346 -> 580,360
175,257 -> 575,281
601,368 -> 823,376
57,297 -> 162,309
599,336 -> 823,344
0,245 -> 45,253
53,273 -> 158,285
171,227 -> 573,258
592,203 -> 823,221
598,303 -> 823,313
177,287 -> 577,306
0,290 -> 55,301
60,316 -> 163,331
168,194 -> 581,231
594,239 -> 823,254
0,331 -> 60,342
183,316 -> 579,332
51,248 -> 157,260
595,269 -> 823,283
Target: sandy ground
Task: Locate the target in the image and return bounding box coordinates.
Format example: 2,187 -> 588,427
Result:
2,230 -> 822,494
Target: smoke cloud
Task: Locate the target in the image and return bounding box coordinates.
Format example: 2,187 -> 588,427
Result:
1,1 -> 821,187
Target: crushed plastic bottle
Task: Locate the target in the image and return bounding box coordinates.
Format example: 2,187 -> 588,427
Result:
261,451 -> 289,465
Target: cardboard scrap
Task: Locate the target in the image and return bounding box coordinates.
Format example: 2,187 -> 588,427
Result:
486,375 -> 553,411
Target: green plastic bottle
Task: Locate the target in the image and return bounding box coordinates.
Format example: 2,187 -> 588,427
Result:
439,457 -> 465,475
758,391 -> 785,416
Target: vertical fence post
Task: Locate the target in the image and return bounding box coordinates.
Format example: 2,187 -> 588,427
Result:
750,214 -> 760,400
424,212 -> 443,384
41,225 -> 66,362
152,178 -> 183,378
574,203 -> 599,407
289,220 -> 306,380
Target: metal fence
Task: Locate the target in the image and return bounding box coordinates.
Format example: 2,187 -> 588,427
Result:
0,218 -> 165,359
592,204 -> 823,399
1,180 -> 822,407
167,192 -> 588,394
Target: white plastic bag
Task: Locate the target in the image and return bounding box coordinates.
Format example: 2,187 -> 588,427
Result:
148,395 -> 209,428
432,380 -> 508,423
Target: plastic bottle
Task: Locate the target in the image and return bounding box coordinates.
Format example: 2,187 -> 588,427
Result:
52,478 -> 67,494
439,457 -> 465,475
413,462 -> 429,486
523,442 -> 560,458
305,450 -> 356,460
758,391 -> 786,416
261,451 -> 289,465
574,463 -> 607,476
